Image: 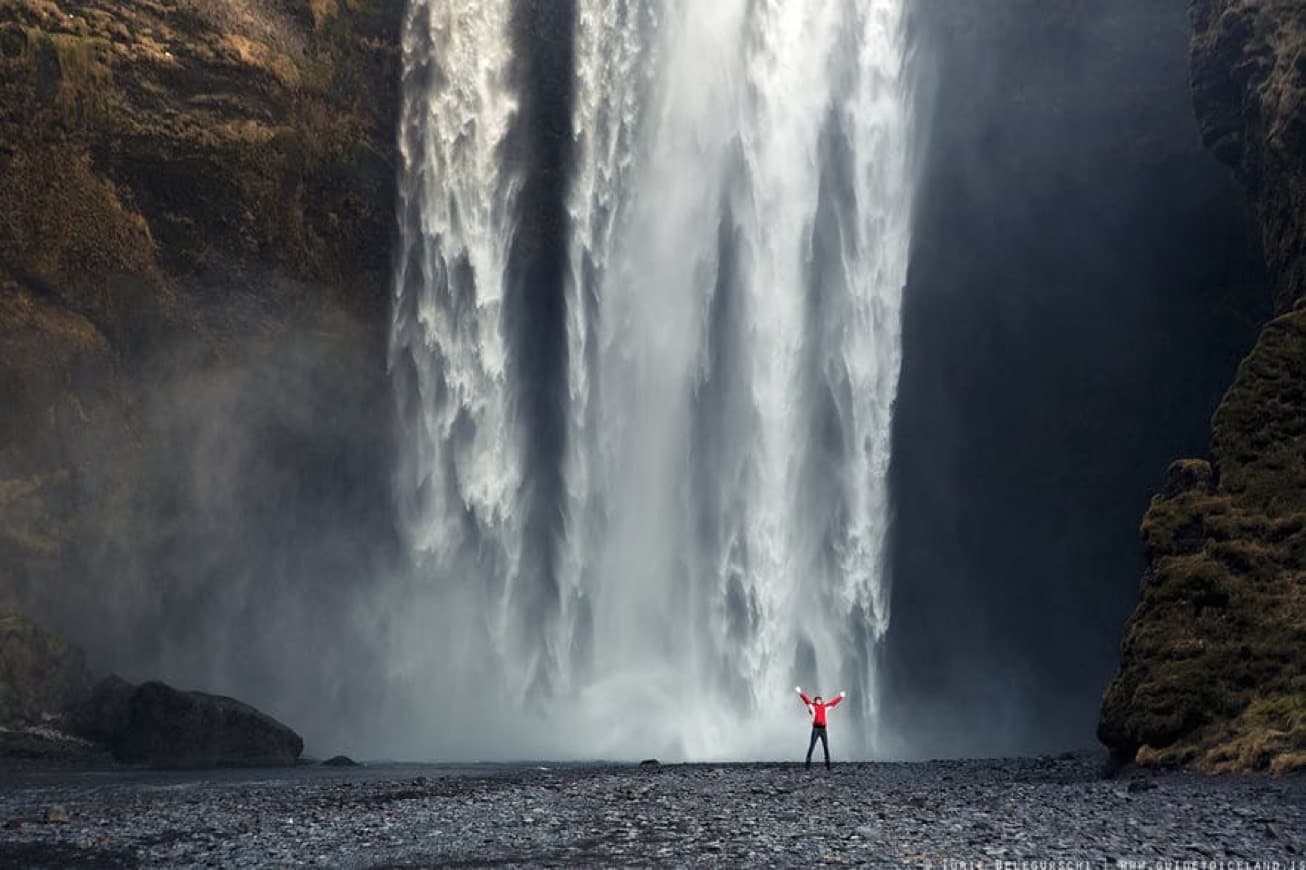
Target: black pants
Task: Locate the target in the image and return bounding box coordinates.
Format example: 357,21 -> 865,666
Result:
806,726 -> 829,769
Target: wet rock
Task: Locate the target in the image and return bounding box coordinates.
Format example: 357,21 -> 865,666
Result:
44,805 -> 68,824
65,675 -> 135,746
322,755 -> 360,767
68,678 -> 302,767
1,755 -> 1303,866
0,612 -> 92,727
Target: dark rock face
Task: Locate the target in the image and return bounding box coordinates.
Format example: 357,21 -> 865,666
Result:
1099,0 -> 1306,772
0,0 -> 401,748
69,678 -> 304,768
0,611 -> 90,725
64,675 -> 136,748
1191,0 -> 1306,314
1,612 -> 302,769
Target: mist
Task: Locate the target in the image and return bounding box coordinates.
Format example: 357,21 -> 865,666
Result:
8,290 -> 400,756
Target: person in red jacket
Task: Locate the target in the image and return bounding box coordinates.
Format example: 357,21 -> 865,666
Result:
795,686 -> 846,770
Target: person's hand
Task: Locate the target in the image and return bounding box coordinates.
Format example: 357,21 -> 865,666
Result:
839,691 -> 847,698
794,686 -> 802,693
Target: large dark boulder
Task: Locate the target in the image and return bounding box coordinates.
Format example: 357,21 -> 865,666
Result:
64,674 -> 136,746
69,677 -> 303,768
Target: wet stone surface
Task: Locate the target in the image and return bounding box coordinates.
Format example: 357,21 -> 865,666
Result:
0,753 -> 1303,867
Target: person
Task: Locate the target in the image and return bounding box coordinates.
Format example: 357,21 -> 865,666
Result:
795,685 -> 846,770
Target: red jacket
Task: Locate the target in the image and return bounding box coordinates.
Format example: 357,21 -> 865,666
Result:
798,691 -> 843,727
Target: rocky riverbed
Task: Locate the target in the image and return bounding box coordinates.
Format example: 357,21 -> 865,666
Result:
0,753 -> 1302,867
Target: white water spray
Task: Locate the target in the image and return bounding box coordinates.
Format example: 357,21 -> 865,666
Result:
390,0 -> 916,761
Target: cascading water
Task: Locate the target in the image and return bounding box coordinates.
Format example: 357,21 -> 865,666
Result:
389,0 -> 916,761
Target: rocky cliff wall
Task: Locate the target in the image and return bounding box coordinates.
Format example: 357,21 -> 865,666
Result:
1099,0 -> 1306,773
0,0 -> 401,748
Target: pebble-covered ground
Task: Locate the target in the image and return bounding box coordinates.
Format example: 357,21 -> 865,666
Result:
1,753 -> 1303,867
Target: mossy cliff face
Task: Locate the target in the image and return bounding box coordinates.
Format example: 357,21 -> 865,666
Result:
1099,0 -> 1306,773
0,0 -> 400,324
1190,0 -> 1306,314
0,610 -> 90,725
0,0 -> 400,698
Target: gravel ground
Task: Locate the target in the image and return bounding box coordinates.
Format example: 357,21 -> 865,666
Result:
1,753 -> 1303,867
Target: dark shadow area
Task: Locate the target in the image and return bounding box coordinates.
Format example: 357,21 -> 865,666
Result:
883,0 -> 1270,757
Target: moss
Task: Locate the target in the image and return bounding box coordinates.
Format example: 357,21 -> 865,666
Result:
1102,303 -> 1306,774
0,467 -> 72,563
0,143 -> 168,346
0,0 -> 399,647
308,0 -> 340,31
1141,493 -> 1228,557
1,23 -> 26,58
2,528 -> 59,556
1195,694 -> 1306,773
1212,311 -> 1306,508
0,1 -> 394,304
14,30 -> 117,129
0,612 -> 89,725
1103,499 -> 1306,772
220,34 -> 302,90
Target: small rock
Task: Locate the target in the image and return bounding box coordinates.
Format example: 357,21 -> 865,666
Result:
1127,777 -> 1157,793
3,819 -> 21,830
640,758 -> 659,766
323,755 -> 360,767
45,806 -> 69,824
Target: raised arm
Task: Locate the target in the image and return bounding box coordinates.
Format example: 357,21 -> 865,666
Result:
795,686 -> 812,706
826,691 -> 847,709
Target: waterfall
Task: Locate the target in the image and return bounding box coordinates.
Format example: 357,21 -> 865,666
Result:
389,0 -> 916,761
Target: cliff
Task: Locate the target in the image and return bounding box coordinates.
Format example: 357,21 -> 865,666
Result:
886,0 -> 1268,756
1099,0 -> 1306,773
0,0 -> 400,726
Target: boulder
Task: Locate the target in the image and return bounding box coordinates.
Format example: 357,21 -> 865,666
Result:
69,678 -> 303,768
64,674 -> 135,746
